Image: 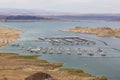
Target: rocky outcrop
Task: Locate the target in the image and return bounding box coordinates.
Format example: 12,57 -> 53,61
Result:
62,27 -> 120,38
25,72 -> 56,80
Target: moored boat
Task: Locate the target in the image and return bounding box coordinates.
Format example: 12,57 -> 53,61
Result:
75,48 -> 82,55
66,48 -> 71,55
57,47 -> 63,54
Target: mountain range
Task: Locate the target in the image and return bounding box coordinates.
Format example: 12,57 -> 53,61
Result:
0,8 -> 120,22
0,8 -> 70,16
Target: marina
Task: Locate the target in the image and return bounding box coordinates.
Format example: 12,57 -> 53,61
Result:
0,21 -> 120,80
38,37 -> 96,46
9,42 -> 107,56
0,0 -> 120,79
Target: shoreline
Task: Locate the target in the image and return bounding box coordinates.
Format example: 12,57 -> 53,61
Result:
0,26 -> 22,47
0,26 -> 107,80
62,27 -> 120,38
0,53 -> 107,80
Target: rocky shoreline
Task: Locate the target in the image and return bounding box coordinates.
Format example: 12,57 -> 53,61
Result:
62,27 -> 120,38
0,27 -> 22,47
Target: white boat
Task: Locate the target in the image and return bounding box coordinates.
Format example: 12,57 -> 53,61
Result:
75,48 -> 82,55
100,52 -> 106,56
98,51 -> 106,56
48,48 -> 55,54
57,47 -> 63,54
27,47 -> 42,53
96,48 -> 106,56
85,48 -> 94,56
41,48 -> 48,54
66,48 -> 71,55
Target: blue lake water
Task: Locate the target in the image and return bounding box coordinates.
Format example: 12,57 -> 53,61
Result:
0,20 -> 120,80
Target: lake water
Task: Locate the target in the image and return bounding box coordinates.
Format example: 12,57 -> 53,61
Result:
0,20 -> 120,80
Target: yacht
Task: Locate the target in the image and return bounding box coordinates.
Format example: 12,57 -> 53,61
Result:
66,48 -> 71,55
100,52 -> 106,56
48,48 -> 55,54
57,47 -> 63,54
75,48 -> 82,55
85,48 -> 94,56
27,47 -> 42,53
41,48 -> 48,54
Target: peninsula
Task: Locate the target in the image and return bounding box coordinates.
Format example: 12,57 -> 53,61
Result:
62,27 -> 120,38
0,53 -> 107,80
0,27 -> 21,46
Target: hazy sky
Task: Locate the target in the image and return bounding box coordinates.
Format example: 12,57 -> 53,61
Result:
0,0 -> 120,13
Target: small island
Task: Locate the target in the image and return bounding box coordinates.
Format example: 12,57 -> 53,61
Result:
0,27 -> 21,47
62,27 -> 120,38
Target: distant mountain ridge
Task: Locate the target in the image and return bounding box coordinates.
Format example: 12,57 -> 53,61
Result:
51,14 -> 120,21
0,8 -> 120,21
0,15 -> 59,22
0,8 -> 69,16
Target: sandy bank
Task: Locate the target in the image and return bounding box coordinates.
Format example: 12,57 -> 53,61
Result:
0,27 -> 22,47
62,27 -> 120,38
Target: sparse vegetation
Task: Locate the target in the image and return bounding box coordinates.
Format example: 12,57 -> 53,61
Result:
95,76 -> 107,80
0,52 -> 18,56
37,59 -> 49,63
60,68 -> 92,77
53,62 -> 63,67
0,53 -> 107,80
9,55 -> 40,59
